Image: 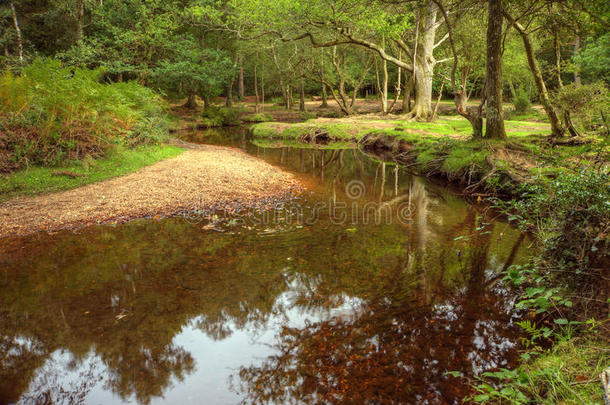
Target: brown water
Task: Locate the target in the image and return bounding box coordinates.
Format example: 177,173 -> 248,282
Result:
0,127 -> 531,404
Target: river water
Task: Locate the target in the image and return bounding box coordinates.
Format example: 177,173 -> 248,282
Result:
0,126 -> 531,404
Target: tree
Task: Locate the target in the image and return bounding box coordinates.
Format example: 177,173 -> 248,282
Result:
153,41 -> 235,109
503,2 -> 565,138
485,0 -> 507,140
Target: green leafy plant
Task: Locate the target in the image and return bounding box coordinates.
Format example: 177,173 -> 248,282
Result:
0,58 -> 169,172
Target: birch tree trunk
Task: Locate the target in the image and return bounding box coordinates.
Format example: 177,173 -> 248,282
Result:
10,1 -> 24,63
381,37 -> 389,114
573,34 -> 581,86
76,0 -> 85,42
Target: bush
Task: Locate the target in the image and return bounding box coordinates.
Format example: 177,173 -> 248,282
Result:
0,58 -> 169,172
241,113 -> 274,123
551,82 -> 609,134
200,106 -> 244,127
507,169 -> 609,274
512,87 -> 532,114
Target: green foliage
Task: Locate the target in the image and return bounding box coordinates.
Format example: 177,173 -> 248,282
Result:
513,87 -> 532,114
502,170 -> 609,273
573,33 -> 610,84
153,44 -> 235,102
0,144 -> 183,200
242,113 -> 274,123
551,82 -> 609,133
0,58 -> 169,172
470,335 -> 608,404
200,106 -> 245,128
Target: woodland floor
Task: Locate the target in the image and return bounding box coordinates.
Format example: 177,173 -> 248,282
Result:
0,142 -> 301,237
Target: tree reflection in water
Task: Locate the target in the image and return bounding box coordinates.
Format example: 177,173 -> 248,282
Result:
233,215 -> 522,404
0,145 -> 529,404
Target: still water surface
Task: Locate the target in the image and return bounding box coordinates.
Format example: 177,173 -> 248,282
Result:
0,127 -> 531,404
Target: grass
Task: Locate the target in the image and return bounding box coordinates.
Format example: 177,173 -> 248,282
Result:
242,112 -> 274,123
470,333 -> 609,404
251,116 -> 551,140
0,144 -> 184,201
524,336 -> 609,404
249,117 -> 608,189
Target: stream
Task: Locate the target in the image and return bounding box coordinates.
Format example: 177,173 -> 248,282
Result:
0,126 -> 532,404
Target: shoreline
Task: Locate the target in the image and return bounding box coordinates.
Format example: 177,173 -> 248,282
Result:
0,143 -> 302,238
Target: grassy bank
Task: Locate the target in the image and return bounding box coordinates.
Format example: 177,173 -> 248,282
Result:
0,144 -> 183,201
251,117 -> 604,196
251,116 -> 610,404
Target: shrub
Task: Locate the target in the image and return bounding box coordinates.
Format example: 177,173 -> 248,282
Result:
551,82 -> 609,134
0,58 -> 169,172
241,113 -> 274,123
506,169 -> 609,274
200,106 -> 244,127
513,87 -> 532,114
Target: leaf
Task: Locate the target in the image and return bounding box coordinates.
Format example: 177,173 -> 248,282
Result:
554,318 -> 568,325
444,371 -> 463,378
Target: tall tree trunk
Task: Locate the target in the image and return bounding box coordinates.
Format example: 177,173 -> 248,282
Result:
403,72 -> 413,113
573,33 -> 581,86
553,27 -> 563,88
76,0 -> 85,42
388,50 -> 402,113
504,12 -> 565,137
321,83 -> 328,107
434,0 -> 484,139
485,0 -> 507,140
409,1 -> 440,120
225,80 -> 234,107
261,68 -> 265,112
431,77 -> 445,119
381,37 -> 389,114
10,1 -> 23,63
254,63 -> 260,113
320,56 -> 329,107
226,55 -> 238,107
183,93 -> 197,109
286,84 -> 292,110
238,54 -> 244,100
299,80 -> 306,112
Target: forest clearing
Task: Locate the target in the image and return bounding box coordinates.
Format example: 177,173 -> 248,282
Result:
0,0 -> 608,404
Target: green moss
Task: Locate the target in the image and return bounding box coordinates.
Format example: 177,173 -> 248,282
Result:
251,122 -> 281,138
242,113 -> 274,123
523,336 -> 608,403
442,145 -> 488,173
0,144 -> 184,201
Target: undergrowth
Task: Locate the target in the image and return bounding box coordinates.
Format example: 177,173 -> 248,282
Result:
0,58 -> 169,173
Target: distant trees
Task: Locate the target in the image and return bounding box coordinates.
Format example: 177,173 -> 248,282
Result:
0,0 -> 608,139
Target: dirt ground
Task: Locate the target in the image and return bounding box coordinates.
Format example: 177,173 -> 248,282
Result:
0,143 -> 302,237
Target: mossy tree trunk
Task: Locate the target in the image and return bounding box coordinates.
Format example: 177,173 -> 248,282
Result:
484,0 -> 507,140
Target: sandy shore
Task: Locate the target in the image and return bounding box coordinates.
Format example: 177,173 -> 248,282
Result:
0,143 -> 302,237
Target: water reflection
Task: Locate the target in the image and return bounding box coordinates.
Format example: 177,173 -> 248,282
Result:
0,141 -> 530,404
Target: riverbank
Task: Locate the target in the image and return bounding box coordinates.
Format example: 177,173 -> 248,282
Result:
0,143 -> 301,237
251,115 -> 610,403
251,116 -> 605,197
0,144 -> 184,202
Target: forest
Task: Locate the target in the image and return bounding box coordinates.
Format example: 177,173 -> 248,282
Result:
0,0 -> 609,404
